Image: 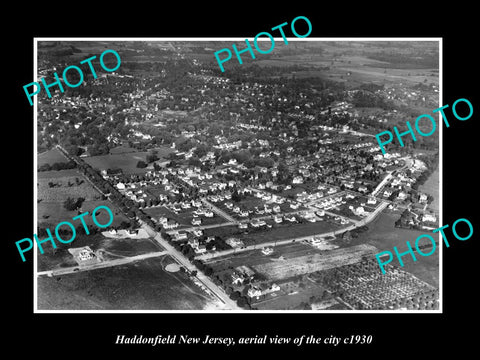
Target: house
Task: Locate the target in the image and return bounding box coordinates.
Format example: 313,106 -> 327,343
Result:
315,210 -> 325,217
194,244 -> 207,254
263,283 -> 280,294
285,215 -> 297,222
422,213 -> 437,223
78,249 -> 95,261
191,217 -> 202,226
367,197 -> 377,205
247,286 -> 263,299
226,237 -> 244,248
383,190 -> 393,198
164,220 -> 179,229
192,230 -> 203,237
188,238 -> 199,247
173,232 -> 188,241
250,219 -> 266,228
273,215 -> 283,223
397,191 -> 408,201
238,222 -> 248,229
419,193 -> 428,203
261,247 -> 274,255
116,182 -> 126,190
358,186 -> 368,193
231,272 -> 245,285
292,176 -> 303,184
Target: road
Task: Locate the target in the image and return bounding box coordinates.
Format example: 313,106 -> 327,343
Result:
140,221 -> 241,310
56,144 -> 107,196
167,208 -> 311,235
201,198 -> 238,223
196,201 -> 388,261
37,251 -> 167,277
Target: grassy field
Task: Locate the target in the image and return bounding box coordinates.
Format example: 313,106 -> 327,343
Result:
239,220 -> 344,245
83,147 -> 174,174
37,169 -> 80,179
37,256 -> 216,310
38,199 -> 129,229
38,172 -> 102,202
38,147 -> 68,166
418,167 -> 440,212
83,152 -> 151,174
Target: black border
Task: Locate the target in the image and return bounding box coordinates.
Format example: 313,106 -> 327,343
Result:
6,5 -> 478,356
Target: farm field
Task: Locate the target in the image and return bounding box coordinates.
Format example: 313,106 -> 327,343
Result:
205,242 -> 317,273
317,259 -> 438,310
354,211 -> 439,287
37,256 -> 217,310
252,244 -> 378,281
37,166 -> 129,229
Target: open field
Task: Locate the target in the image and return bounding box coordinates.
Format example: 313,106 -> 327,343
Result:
83,147 -> 173,174
205,242 -> 316,272
37,168 -> 81,179
38,172 -> 102,202
418,168 -> 439,212
38,147 -> 68,166
37,256 -> 217,310
83,152 -> 151,174
252,244 -> 378,281
38,199 -> 129,229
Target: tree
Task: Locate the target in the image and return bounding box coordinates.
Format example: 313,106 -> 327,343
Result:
146,152 -> 159,163
136,160 -> 147,168
230,291 -> 241,301
63,197 -> 84,211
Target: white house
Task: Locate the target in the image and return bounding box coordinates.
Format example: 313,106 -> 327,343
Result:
422,213 -> 437,223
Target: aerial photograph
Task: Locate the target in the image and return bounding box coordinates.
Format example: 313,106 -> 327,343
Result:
35,39 -> 440,311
